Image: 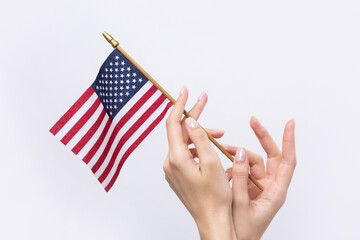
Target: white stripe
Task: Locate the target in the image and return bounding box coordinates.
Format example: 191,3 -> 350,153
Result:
66,102 -> 104,150
87,81 -> 153,168
77,112 -> 110,159
102,98 -> 170,188
94,90 -> 162,177
55,93 -> 98,141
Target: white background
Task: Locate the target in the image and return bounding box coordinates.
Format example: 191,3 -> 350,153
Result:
1,0 -> 359,239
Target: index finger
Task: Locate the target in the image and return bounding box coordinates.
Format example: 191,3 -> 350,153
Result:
166,87 -> 188,152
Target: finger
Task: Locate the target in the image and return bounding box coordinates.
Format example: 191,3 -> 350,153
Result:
232,148 -> 250,206
181,92 -> 208,143
250,116 -> 281,176
250,116 -> 281,158
166,87 -> 189,151
225,167 -> 232,181
188,128 -> 224,145
187,92 -> 208,120
223,145 -> 265,180
185,117 -> 219,169
188,128 -> 225,157
223,145 -> 263,161
205,128 -> 225,138
277,119 -> 296,190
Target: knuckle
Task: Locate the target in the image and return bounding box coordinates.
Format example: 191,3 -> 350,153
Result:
163,162 -> 170,174
191,129 -> 207,141
165,117 -> 172,128
233,195 -> 247,206
168,158 -> 181,170
232,165 -> 248,178
250,154 -> 264,166
232,175 -> 248,184
285,156 -> 297,168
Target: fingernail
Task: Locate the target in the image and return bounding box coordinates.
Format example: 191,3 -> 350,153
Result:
179,86 -> 186,97
235,148 -> 246,163
290,118 -> 295,128
185,117 -> 200,129
222,144 -> 232,148
198,92 -> 206,102
213,129 -> 224,132
251,116 -> 263,127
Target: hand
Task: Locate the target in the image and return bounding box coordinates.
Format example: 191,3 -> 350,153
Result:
225,117 -> 296,240
163,87 -> 236,240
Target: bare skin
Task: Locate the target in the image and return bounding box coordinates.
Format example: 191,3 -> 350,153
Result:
164,87 -> 296,240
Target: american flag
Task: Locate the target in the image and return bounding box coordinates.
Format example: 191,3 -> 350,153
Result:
50,49 -> 173,191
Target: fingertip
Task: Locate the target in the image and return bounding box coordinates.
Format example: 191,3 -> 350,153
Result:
284,119 -> 295,138
287,119 -> 295,129
177,86 -> 188,105
250,116 -> 262,129
200,129 -> 224,140
222,144 -> 232,148
187,91 -> 208,121
212,129 -> 225,137
234,148 -> 247,165
179,86 -> 187,96
185,117 -> 200,130
206,128 -> 224,133
250,115 -> 256,126
197,91 -> 208,103
169,86 -> 188,120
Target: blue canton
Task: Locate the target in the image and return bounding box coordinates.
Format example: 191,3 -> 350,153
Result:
92,49 -> 149,120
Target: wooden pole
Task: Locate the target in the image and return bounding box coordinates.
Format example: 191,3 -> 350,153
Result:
102,32 -> 263,191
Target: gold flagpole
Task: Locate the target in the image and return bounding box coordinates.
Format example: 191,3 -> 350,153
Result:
102,32 -> 263,191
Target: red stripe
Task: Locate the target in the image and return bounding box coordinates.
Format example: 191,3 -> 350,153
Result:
50,87 -> 94,136
60,98 -> 101,145
97,95 -> 166,183
72,108 -> 107,155
90,85 -> 158,173
104,101 -> 173,191
83,118 -> 112,164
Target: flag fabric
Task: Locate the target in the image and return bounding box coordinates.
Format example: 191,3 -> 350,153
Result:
50,49 -> 173,191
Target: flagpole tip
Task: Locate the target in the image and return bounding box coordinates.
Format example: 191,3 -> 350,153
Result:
102,32 -> 119,48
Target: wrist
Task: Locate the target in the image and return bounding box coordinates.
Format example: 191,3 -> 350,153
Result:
195,208 -> 237,240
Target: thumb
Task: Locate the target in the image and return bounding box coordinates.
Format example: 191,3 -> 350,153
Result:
232,148 -> 250,206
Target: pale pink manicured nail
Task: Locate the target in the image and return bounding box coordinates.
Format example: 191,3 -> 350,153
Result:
290,118 -> 295,128
222,144 -> 232,148
213,129 -> 224,132
235,148 -> 246,163
198,92 -> 206,102
185,117 -> 200,129
252,116 -> 263,127
179,86 -> 186,97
